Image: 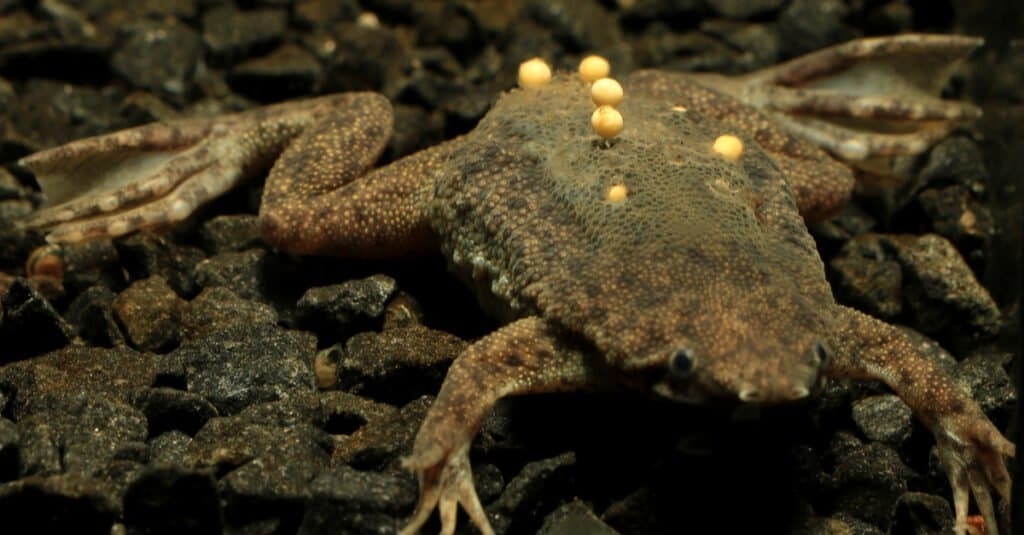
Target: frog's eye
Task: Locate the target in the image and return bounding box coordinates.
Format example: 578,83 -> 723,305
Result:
669,348 -> 696,378
811,341 -> 830,369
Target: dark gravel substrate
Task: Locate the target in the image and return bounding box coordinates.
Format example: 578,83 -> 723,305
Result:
0,1 -> 1021,534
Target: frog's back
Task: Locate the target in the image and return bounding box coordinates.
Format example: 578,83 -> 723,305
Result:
431,74 -> 834,361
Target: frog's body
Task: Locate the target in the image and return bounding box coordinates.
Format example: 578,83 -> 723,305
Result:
17,35 -> 1014,535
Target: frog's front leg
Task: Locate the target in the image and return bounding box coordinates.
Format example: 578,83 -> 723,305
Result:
18,93 -> 393,244
830,306 -> 1014,535
400,317 -> 603,535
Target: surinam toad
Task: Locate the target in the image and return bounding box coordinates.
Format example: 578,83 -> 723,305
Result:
14,34 -> 1014,534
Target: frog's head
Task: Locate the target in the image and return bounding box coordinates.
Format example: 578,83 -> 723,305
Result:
617,291 -> 832,406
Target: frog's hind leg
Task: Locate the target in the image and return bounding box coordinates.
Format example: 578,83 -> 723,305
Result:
18,93 -> 389,243
256,107 -> 456,258
727,34 -> 983,161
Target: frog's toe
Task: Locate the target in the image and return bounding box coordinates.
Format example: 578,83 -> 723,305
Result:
765,114 -> 961,161
400,445 -> 494,535
933,414 -> 1014,535
730,34 -> 983,161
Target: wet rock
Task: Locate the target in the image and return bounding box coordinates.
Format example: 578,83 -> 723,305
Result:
830,233 -> 1000,340
192,248 -> 269,302
538,498 -> 618,535
321,22 -> 410,96
298,463 -> 415,535
0,278 -> 74,361
229,43 -> 323,102
318,390 -> 397,435
334,396 -> 430,469
296,274 -> 397,337
113,276 -> 186,352
173,323 -> 316,415
699,20 -> 781,71
830,442 -> 914,528
0,473 -> 119,535
44,239 -> 124,297
202,6 -> 288,66
335,324 -> 465,404
912,186 -> 993,262
117,232 -> 205,297
65,285 -> 125,347
473,462 -> 505,505
186,415 -> 332,526
0,418 -> 17,482
16,418 -> 61,476
198,215 -> 262,255
707,0 -> 785,19
526,0 -> 627,58
851,394 -> 912,445
891,492 -> 953,535
17,395 -> 148,477
3,79 -> 123,152
955,350 -> 1016,415
293,0 -> 360,29
181,286 -> 277,340
110,19 -> 202,101
130,387 -> 219,437
778,0 -> 857,57
490,451 -> 577,532
147,431 -> 191,467
123,466 -> 222,535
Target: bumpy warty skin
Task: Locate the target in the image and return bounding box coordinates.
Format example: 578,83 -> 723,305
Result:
433,74 -> 835,400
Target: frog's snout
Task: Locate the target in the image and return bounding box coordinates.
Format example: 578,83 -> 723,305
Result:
734,340 -> 829,405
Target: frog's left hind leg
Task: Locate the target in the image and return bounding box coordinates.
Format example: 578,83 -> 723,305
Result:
705,34 -> 982,161
17,93 -> 393,244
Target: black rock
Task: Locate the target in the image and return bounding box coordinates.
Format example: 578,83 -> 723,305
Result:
891,492 -> 953,535
117,232 -> 205,298
113,276 -> 186,353
123,466 -> 222,535
192,249 -> 267,302
706,0 -> 785,19
490,451 -> 577,533
147,430 -> 191,467
186,416 -> 332,530
201,6 -> 288,66
198,215 -> 262,255
296,273 -> 398,339
180,286 -> 278,340
173,323 -> 316,415
298,464 -> 416,535
0,278 -> 74,362
335,324 -> 465,404
538,499 -> 619,535
16,395 -> 148,477
110,20 -> 202,102
229,43 -> 323,102
334,396 -> 430,470
777,0 -> 857,57
0,418 -> 17,482
830,233 -> 1000,342
130,387 -> 219,437
65,285 -> 126,347
0,474 -> 119,535
830,442 -> 915,528
850,394 -> 912,445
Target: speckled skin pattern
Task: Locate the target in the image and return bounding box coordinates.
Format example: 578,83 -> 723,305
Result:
17,35 -> 1014,535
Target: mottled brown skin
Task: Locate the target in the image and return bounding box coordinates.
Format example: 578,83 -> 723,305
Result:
17,35 -> 1014,535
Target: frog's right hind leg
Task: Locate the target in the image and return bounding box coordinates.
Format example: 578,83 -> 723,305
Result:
18,93 -> 388,243
705,34 -> 983,161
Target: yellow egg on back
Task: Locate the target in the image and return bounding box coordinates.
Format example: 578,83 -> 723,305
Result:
591,78 -> 624,108
712,134 -> 744,161
518,58 -> 552,89
606,184 -> 628,203
579,55 -> 611,83
592,105 -> 623,139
